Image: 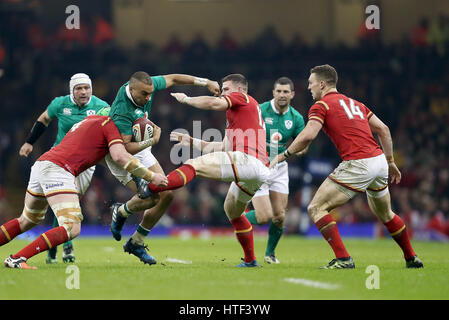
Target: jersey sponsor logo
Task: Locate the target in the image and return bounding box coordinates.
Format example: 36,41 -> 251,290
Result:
270,132 -> 283,144
135,109 -> 144,116
284,120 -> 293,130
265,117 -> 273,125
86,110 -> 96,116
63,108 -> 72,115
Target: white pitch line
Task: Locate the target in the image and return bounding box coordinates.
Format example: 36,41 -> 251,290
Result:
284,278 -> 340,290
166,258 -> 192,264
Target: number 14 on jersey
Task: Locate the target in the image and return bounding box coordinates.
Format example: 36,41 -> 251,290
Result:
339,99 -> 364,120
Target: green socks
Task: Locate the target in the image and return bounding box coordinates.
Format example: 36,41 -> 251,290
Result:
265,222 -> 285,257
244,210 -> 284,256
244,210 -> 259,225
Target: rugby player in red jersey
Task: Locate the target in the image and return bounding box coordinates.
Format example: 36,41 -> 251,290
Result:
146,74 -> 270,267
0,115 -> 167,269
271,65 -> 423,269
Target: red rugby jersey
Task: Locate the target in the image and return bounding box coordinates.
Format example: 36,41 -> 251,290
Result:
38,116 -> 124,176
223,92 -> 269,166
308,92 -> 383,161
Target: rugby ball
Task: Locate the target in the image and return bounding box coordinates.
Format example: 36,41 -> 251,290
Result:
132,118 -> 154,142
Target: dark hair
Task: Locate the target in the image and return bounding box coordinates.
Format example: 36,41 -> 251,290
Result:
310,64 -> 338,87
221,73 -> 248,91
274,77 -> 294,91
130,71 -> 153,86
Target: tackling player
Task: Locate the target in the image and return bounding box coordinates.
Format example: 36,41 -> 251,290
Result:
244,77 -> 306,264
19,73 -> 109,264
1,115 -> 167,269
271,65 -> 423,269
105,71 -> 220,265
150,73 -> 271,267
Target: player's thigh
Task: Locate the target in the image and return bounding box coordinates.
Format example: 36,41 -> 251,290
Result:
366,191 -> 395,223
308,178 -> 351,223
224,187 -> 249,220
251,194 -> 274,223
269,191 -> 288,220
75,166 -> 95,196
46,193 -> 83,237
186,152 -> 223,180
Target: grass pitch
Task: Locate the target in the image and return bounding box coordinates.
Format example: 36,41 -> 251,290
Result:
0,236 -> 448,300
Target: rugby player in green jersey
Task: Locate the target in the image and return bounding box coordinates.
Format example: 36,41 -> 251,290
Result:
105,71 -> 220,265
244,77 -> 307,264
19,73 -> 109,264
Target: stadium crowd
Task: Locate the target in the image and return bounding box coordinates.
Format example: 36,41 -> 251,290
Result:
0,10 -> 448,239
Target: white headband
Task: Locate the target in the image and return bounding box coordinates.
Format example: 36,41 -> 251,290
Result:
69,73 -> 92,105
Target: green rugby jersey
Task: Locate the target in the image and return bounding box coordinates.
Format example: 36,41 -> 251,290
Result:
47,95 -> 110,146
261,99 -> 305,160
109,76 -> 166,136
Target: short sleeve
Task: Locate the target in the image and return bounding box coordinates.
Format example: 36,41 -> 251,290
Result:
102,118 -> 124,148
46,97 -> 63,119
308,103 -> 328,125
294,113 -> 305,136
151,76 -> 167,91
224,92 -> 249,108
361,103 -> 374,120
111,114 -> 133,136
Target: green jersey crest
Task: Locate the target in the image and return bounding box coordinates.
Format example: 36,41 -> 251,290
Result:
260,100 -> 305,160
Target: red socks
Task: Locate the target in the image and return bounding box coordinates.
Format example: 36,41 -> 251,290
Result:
230,215 -> 256,263
13,226 -> 69,260
384,214 -> 416,260
315,215 -> 350,259
149,164 -> 196,193
0,219 -> 22,246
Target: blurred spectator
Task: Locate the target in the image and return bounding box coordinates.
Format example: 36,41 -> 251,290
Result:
184,32 -> 210,62
428,14 -> 449,56
92,16 -> 115,46
163,33 -> 185,61
216,29 -> 239,62
411,18 -> 429,47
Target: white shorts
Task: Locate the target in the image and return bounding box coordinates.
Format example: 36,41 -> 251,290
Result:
27,160 -> 79,198
75,166 -> 95,196
217,151 -> 271,203
105,147 -> 157,185
253,161 -> 289,197
328,153 -> 389,199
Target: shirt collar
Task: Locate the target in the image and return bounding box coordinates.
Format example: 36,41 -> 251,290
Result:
125,84 -> 139,107
270,99 -> 289,115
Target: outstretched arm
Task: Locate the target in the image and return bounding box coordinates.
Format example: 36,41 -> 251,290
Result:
163,74 -> 220,96
170,131 -> 224,154
270,120 -> 322,167
171,92 -> 229,111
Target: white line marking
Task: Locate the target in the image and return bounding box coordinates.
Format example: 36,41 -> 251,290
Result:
284,278 -> 340,290
166,258 -> 192,264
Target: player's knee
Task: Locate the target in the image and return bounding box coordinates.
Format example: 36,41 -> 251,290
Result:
19,205 -> 47,230
272,211 -> 285,227
307,203 -> 319,220
18,214 -> 35,232
62,222 -> 81,239
53,202 -> 83,239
